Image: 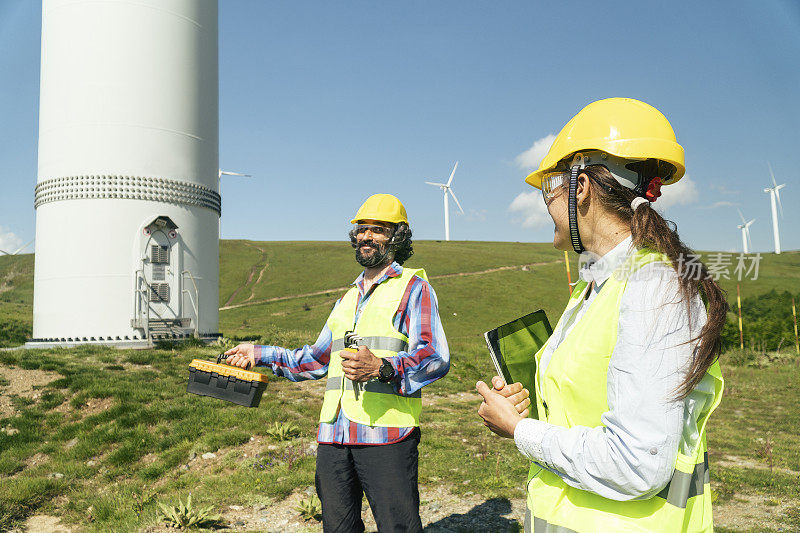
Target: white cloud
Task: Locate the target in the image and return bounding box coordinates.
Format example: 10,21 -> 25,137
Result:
508,190 -> 551,228
0,227 -> 24,255
709,183 -> 740,196
702,201 -> 738,210
464,208 -> 487,222
654,174 -> 698,213
515,134 -> 556,170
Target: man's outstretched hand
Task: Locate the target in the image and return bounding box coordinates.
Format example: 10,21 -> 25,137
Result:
224,343 -> 256,369
341,346 -> 382,383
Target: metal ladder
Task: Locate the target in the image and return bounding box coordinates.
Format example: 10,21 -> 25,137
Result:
132,269 -> 200,341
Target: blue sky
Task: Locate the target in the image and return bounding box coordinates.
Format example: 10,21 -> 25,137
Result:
1,0 -> 798,253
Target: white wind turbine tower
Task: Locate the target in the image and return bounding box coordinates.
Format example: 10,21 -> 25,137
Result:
764,162 -> 786,254
736,209 -> 755,254
425,162 -> 464,241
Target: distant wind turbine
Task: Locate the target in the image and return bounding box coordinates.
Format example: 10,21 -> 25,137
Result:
764,162 -> 786,254
425,162 -> 464,241
218,169 -> 252,179
218,169 -> 253,238
0,239 -> 34,256
737,209 -> 755,254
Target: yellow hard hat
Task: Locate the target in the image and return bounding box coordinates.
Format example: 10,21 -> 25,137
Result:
350,194 -> 409,225
525,98 -> 685,189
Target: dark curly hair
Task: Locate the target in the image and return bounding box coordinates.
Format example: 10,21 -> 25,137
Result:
391,223 -> 414,265
349,223 -> 414,265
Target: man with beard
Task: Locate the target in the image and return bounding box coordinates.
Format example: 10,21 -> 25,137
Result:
225,193 -> 449,532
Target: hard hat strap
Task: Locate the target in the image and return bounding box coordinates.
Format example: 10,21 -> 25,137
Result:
568,165 -> 585,255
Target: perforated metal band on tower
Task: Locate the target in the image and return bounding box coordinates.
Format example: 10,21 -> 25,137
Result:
568,165 -> 585,254
34,175 -> 221,216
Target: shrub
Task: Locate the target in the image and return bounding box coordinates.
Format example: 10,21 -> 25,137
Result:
295,494 -> 322,522
722,290 -> 800,353
265,421 -> 300,442
157,494 -> 222,529
723,349 -> 757,367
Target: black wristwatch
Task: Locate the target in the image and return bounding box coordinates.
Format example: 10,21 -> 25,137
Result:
378,359 -> 396,383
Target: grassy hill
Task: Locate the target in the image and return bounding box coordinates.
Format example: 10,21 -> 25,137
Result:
216,241 -> 800,355
3,240 -> 798,350
0,254 -> 35,347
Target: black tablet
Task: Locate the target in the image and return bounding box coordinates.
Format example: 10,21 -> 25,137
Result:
484,309 -> 552,418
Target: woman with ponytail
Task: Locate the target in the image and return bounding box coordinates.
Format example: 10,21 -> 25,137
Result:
476,98 -> 726,532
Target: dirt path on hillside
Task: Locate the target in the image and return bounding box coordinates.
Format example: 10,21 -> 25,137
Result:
18,515 -> 73,533
18,485 -> 798,533
136,431 -> 526,532
219,261 -> 560,312
246,262 -> 269,302
194,484 -> 527,533
223,244 -> 269,307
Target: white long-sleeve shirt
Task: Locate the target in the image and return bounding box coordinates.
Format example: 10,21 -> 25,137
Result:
514,236 -> 714,501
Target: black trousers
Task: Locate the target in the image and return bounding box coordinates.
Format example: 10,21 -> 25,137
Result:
315,428 -> 423,533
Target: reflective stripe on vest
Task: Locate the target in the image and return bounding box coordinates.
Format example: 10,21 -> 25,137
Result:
655,452 -> 710,508
525,510 -> 580,533
526,249 -> 724,533
325,375 -> 422,398
320,267 -> 427,427
330,336 -> 409,353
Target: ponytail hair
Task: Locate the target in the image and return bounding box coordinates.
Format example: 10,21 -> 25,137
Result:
581,165 -> 728,399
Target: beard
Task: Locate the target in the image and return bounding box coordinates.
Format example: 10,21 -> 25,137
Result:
355,240 -> 388,268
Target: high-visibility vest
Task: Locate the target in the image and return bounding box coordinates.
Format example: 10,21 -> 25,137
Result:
526,249 -> 724,533
319,267 -> 427,427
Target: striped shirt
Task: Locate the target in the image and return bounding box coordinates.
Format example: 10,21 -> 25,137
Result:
254,261 -> 449,445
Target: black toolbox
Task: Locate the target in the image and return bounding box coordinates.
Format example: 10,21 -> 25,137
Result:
187,355 -> 269,407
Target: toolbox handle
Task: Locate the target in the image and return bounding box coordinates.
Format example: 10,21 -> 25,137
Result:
216,353 -> 253,370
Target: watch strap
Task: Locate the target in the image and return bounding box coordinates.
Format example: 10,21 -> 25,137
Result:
378,359 -> 396,383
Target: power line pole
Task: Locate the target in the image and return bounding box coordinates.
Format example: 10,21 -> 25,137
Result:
737,284 -> 744,350
792,296 -> 799,356
564,251 -> 573,296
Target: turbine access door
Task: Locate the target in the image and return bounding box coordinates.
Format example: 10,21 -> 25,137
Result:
133,216 -> 189,340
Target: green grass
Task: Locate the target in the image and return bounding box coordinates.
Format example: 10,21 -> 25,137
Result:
0,253 -> 34,305
1,242 -> 799,530
2,344 -> 798,531
0,344 -> 322,531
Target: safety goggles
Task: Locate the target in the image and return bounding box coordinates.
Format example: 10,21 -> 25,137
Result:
541,171 -> 568,203
353,224 -> 393,237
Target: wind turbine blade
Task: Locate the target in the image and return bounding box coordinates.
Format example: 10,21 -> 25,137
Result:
219,169 -> 252,178
448,188 -> 464,214
744,225 -> 753,253
746,219 -> 755,228
0,250 -> 8,256
425,182 -> 446,187
775,188 -> 784,218
446,161 -> 459,187
767,162 -> 778,188
12,240 -> 34,255
737,209 -> 746,224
